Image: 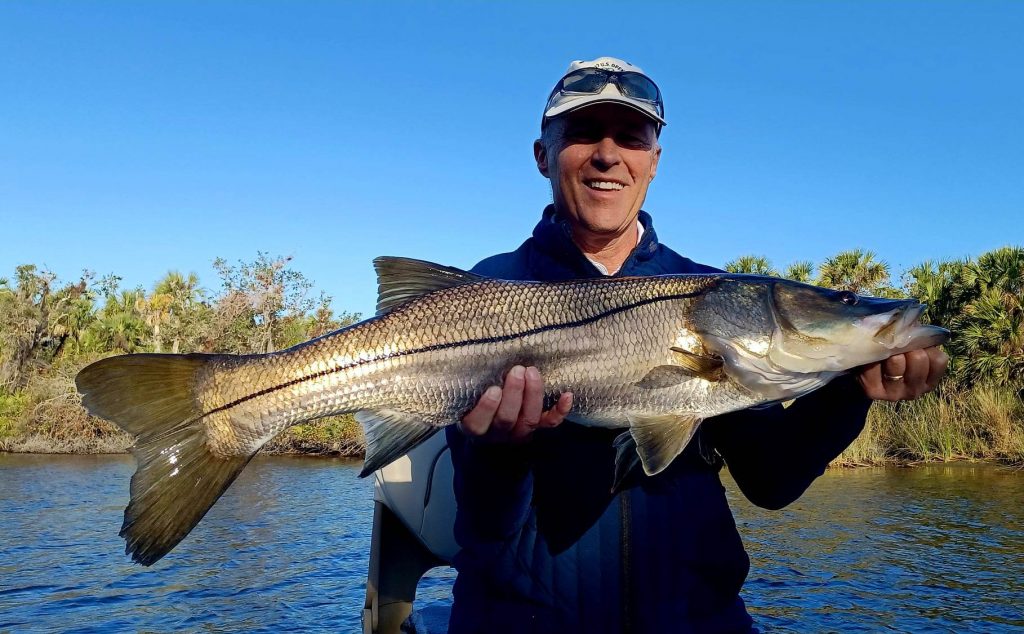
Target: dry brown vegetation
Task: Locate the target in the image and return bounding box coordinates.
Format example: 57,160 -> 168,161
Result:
837,385 -> 1024,466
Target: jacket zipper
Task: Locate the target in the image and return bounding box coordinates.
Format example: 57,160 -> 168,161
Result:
620,490 -> 632,633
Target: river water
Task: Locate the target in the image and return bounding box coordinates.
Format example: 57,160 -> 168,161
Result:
1,454 -> 1022,632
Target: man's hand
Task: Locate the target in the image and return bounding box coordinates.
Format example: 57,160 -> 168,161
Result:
458,365 -> 573,444
857,346 -> 949,402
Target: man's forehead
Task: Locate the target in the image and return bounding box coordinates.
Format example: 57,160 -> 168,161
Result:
559,105 -> 656,132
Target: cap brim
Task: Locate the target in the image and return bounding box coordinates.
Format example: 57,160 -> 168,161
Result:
544,94 -> 666,126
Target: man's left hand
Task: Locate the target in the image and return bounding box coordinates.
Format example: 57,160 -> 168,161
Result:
857,346 -> 949,402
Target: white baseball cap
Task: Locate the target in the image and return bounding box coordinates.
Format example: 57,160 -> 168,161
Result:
543,56 -> 666,127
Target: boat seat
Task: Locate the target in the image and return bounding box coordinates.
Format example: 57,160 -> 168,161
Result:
363,431 -> 457,634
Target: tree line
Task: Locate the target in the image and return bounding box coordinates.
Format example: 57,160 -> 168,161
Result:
1,247 -> 1021,460
0,253 -> 358,392
0,253 -> 359,453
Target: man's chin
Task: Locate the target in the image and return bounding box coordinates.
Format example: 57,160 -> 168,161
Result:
576,213 -> 637,237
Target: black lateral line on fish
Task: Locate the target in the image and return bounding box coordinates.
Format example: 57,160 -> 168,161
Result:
192,288 -> 709,423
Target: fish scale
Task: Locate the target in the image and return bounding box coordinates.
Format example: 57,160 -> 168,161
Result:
193,274 -> 722,457
75,256 -> 948,565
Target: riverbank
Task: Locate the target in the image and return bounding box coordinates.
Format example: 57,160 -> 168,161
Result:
838,385 -> 1024,466
2,384 -> 1022,466
0,414 -> 367,457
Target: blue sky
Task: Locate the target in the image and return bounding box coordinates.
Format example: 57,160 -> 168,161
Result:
2,1 -> 1022,317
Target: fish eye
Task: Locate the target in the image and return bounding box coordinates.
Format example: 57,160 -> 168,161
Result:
837,291 -> 859,306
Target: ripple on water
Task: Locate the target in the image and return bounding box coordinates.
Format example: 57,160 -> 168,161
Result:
2,455 -> 1023,631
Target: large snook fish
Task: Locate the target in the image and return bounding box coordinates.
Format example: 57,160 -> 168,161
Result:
76,257 -> 948,565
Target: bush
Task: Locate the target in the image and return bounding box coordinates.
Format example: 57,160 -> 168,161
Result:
264,414 -> 365,457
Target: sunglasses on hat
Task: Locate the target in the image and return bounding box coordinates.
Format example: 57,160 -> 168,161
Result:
548,68 -> 664,117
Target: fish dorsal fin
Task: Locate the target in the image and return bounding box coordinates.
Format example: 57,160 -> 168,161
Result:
373,256 -> 484,316
625,413 -> 703,476
355,409 -> 438,476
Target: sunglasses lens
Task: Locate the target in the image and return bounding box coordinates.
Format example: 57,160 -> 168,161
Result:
617,73 -> 660,102
560,69 -> 609,94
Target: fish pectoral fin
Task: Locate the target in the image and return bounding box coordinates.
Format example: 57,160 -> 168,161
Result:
635,349 -> 725,389
625,413 -> 703,476
373,257 -> 484,316
635,365 -> 693,389
356,409 -> 438,476
670,346 -> 725,381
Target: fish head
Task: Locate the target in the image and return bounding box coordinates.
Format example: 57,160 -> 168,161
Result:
689,276 -> 949,399
766,280 -> 950,373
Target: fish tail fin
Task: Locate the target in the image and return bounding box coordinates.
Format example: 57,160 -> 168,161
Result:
76,354 -> 253,566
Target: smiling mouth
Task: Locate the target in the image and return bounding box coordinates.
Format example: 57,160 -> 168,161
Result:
585,180 -> 625,191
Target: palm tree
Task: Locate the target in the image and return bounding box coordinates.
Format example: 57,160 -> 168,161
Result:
950,247 -> 1024,386
48,277 -> 96,359
904,259 -> 972,327
956,287 -> 1023,386
0,265 -> 55,391
146,271 -> 203,353
88,289 -> 148,353
140,292 -> 173,352
817,249 -> 891,295
724,255 -> 779,276
964,246 -> 1024,296
783,261 -> 814,283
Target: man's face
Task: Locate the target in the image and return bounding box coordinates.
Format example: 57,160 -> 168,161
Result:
535,104 -> 662,237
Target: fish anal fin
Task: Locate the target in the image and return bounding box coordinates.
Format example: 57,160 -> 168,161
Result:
356,409 -> 438,476
373,257 -> 484,316
626,413 -> 703,476
612,431 -> 641,493
670,346 -> 725,382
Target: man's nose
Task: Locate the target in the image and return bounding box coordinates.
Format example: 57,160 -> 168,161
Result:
590,136 -> 621,169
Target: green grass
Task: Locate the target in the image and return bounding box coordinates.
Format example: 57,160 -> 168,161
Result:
264,414 -> 366,456
0,392 -> 29,439
837,384 -> 1024,466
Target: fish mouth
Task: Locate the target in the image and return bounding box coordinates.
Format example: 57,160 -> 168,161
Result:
872,303 -> 950,351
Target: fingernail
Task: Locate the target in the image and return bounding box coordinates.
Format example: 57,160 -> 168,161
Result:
510,366 -> 525,380
484,385 -> 502,401
526,366 -> 540,380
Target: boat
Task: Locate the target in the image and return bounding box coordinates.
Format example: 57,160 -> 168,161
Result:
363,431 -> 456,634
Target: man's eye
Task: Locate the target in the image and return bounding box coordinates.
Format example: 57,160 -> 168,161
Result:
619,135 -> 651,149
566,128 -> 601,142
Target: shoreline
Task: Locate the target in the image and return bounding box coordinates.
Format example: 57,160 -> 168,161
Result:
3,387 -> 1022,468
1,440 -> 1018,469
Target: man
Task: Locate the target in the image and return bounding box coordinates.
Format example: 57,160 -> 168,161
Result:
445,57 -> 947,633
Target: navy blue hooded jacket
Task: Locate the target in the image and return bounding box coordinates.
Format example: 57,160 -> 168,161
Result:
446,207 -> 872,633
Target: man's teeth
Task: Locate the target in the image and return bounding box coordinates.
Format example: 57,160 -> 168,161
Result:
587,181 -> 624,191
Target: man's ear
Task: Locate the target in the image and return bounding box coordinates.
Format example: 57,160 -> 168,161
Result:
534,139 -> 549,178
649,144 -> 662,182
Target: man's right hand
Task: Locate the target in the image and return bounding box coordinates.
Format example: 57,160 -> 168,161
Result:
458,365 -> 573,444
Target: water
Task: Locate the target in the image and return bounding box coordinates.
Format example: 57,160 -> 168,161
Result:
1,455 -> 1022,632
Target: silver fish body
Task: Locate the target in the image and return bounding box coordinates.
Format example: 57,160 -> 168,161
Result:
76,257 -> 949,565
